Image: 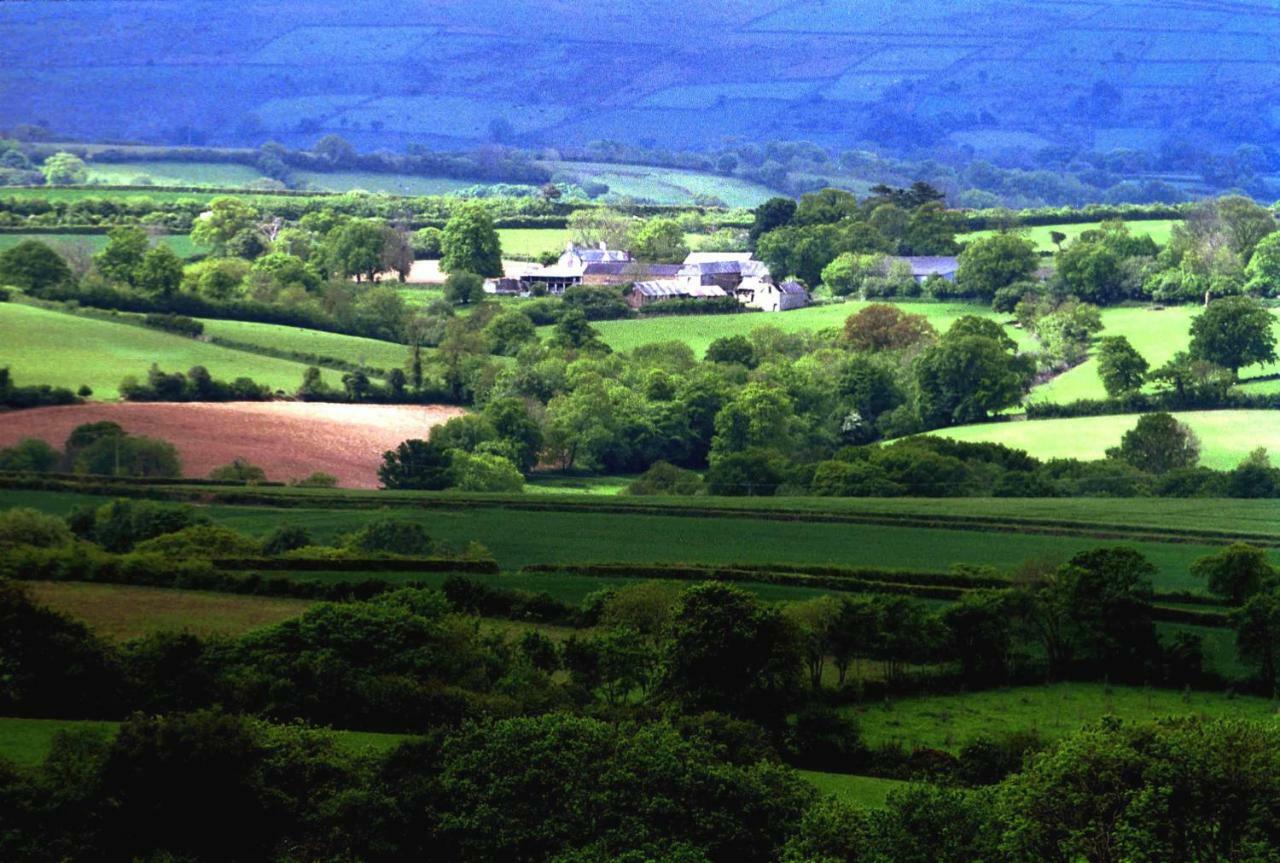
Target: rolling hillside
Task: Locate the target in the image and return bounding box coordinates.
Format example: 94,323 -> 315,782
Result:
3,0 -> 1278,158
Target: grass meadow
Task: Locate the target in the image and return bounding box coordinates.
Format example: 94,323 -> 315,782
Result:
929,410 -> 1280,470
797,771 -> 913,808
25,581 -> 313,640
958,219 -> 1181,254
197,318 -> 411,370
0,232 -> 198,258
84,160 -> 265,188
850,683 -> 1279,752
0,717 -> 407,769
0,302 -> 341,397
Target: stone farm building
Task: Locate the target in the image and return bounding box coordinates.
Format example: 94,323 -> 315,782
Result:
489,243 -> 810,313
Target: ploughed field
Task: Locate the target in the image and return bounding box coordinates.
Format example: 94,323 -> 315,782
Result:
0,401 -> 463,488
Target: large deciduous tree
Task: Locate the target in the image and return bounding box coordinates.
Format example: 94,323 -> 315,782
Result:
1189,295 -> 1278,378
1106,412 -> 1200,473
0,239 -> 70,291
441,203 -> 503,278
956,233 -> 1038,300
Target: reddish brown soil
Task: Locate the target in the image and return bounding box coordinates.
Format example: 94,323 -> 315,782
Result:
0,402 -> 465,489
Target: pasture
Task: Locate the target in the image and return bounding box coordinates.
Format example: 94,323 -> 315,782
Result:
539,160 -> 780,207
1030,306 -> 1280,405
0,231 -> 198,258
797,771 -> 913,808
929,410 -> 1280,470
851,683 -> 1280,753
25,581 -> 313,640
197,317 -> 411,370
0,488 -> 1251,595
84,160 -> 265,188
959,220 -> 1181,254
0,302 -> 340,398
0,717 -> 407,769
558,300 -> 1027,356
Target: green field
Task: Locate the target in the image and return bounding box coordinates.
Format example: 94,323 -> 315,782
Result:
540,160 -> 779,207
2,487 -> 1256,597
930,410 -> 1280,470
1030,306 -> 1280,405
84,160 -> 266,188
0,303 -> 341,398
959,219 -> 1181,253
551,301 -> 1028,356
198,317 -> 410,371
0,717 -> 407,769
292,170 -> 478,196
498,227 -> 573,257
797,771 -> 913,808
851,683 -> 1280,752
0,232 -> 198,259
25,581 -> 313,641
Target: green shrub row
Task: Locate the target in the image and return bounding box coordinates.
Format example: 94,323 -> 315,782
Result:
213,557 -> 499,574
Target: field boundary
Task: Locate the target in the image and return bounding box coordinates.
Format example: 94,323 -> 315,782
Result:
3,475 -> 1277,548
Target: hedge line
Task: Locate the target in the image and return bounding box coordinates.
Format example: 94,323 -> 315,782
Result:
1026,392 -> 1280,420
213,557 -> 499,574
521,561 -> 1007,591
0,470 -> 286,488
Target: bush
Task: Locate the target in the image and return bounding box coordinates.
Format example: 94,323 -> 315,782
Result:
209,458 -> 268,484
627,461 -> 704,495
343,518 -> 434,556
133,524 -> 263,558
449,450 -> 525,492
0,506 -> 75,548
0,438 -> 60,473
290,471 -> 338,488
142,313 -> 204,337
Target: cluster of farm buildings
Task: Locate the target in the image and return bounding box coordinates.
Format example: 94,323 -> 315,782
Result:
486,244 -> 811,312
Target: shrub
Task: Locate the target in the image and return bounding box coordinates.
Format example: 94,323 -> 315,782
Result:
0,438 -> 60,473
133,525 -> 263,558
142,313 -> 204,337
209,458 -> 268,484
343,518 -> 434,556
449,450 -> 525,492
290,471 -> 338,488
627,461 -> 704,496
0,507 -> 75,548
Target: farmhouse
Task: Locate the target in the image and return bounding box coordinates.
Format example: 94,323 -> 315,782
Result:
558,242 -> 632,269
582,262 -> 682,285
895,256 -> 959,283
736,277 -> 809,312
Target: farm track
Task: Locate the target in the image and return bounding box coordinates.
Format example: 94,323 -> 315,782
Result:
2,474 -> 1275,549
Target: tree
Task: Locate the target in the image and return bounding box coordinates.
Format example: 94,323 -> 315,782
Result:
1059,547 -> 1158,673
749,196 -> 797,249
443,270 -> 485,306
661,582 -> 802,722
324,219 -> 386,282
483,397 -> 544,473
711,383 -> 795,455
1244,231 -> 1280,296
0,239 -> 70,291
412,226 -> 444,259
1096,336 -> 1149,397
705,334 -> 757,368
567,208 -> 636,250
94,226 -> 149,287
784,596 -> 842,689
956,233 -> 1038,300
441,203 -> 503,278
40,151 -> 88,185
1216,194 -> 1277,263
1188,295 -> 1278,378
942,590 -> 1015,684
449,450 -> 524,492
74,434 -> 181,478
190,197 -> 259,253
704,448 -> 786,496
1149,351 -> 1233,405
843,303 -> 938,351
1191,543 -> 1277,605
914,333 -> 1033,427
550,308 -> 607,352
378,439 -> 452,490
209,458 -> 267,484
379,226 -> 414,281
0,438 -> 60,473
1233,590 -> 1280,696
631,218 -> 689,263
1106,412 -> 1200,473
484,309 -> 535,355
134,246 -> 184,296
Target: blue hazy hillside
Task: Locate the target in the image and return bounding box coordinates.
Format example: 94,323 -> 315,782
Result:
2,0 -> 1279,158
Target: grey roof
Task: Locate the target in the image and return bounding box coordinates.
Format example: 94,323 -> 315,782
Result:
584,262 -> 681,277
679,260 -> 743,276
894,256 -> 959,277
631,281 -> 728,299
566,245 -> 631,264
778,280 -> 808,295
684,251 -> 753,265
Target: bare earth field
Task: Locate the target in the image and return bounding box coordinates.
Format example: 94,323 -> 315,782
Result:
0,402 -> 465,488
